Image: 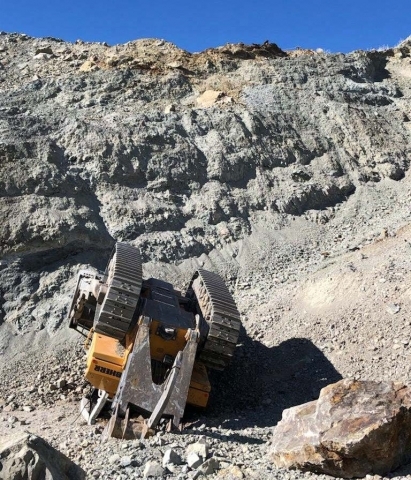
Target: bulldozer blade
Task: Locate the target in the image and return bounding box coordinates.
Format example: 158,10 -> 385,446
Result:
110,318 -> 199,436
122,407 -> 130,439
102,406 -> 154,441
143,350 -> 183,433
102,404 -> 123,441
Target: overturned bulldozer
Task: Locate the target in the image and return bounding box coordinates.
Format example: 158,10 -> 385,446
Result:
68,242 -> 241,438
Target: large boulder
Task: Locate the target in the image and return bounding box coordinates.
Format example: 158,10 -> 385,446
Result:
0,431 -> 85,480
270,379 -> 411,478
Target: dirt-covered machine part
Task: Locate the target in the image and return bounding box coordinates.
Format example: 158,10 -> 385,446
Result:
68,242 -> 241,438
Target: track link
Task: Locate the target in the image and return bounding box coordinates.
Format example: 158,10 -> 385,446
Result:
94,243 -> 142,340
190,269 -> 241,371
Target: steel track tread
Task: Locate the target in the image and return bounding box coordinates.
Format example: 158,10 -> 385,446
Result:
190,269 -> 241,371
94,242 -> 142,340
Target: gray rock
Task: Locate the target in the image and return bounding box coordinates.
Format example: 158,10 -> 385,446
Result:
143,460 -> 164,478
108,453 -> 120,465
35,46 -> 54,55
120,455 -> 132,467
187,452 -> 203,469
164,104 -> 176,114
57,379 -> 67,389
0,431 -> 85,479
186,441 -> 209,459
163,448 -> 182,467
197,457 -> 219,475
386,303 -> 400,314
165,463 -> 179,474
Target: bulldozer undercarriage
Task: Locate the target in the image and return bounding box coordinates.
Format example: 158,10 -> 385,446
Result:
68,242 -> 241,439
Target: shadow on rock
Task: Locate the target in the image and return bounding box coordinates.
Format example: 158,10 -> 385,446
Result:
392,462 -> 411,477
0,431 -> 86,480
202,331 -> 342,429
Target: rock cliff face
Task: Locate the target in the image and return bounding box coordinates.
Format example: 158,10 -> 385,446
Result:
1,33 -> 410,343
1,31 -> 411,479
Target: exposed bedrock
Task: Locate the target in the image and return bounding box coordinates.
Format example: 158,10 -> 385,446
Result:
0,33 -> 410,336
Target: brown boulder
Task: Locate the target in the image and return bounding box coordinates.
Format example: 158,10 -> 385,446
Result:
196,90 -> 225,108
270,379 -> 411,478
79,60 -> 99,72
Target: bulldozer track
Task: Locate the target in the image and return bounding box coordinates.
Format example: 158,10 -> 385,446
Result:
94,243 -> 142,340
190,269 -> 241,371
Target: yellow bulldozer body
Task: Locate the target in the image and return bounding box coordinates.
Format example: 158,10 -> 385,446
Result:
85,324 -> 210,407
68,243 -> 240,434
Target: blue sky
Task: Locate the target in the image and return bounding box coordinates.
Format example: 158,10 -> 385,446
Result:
2,0 -> 410,53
